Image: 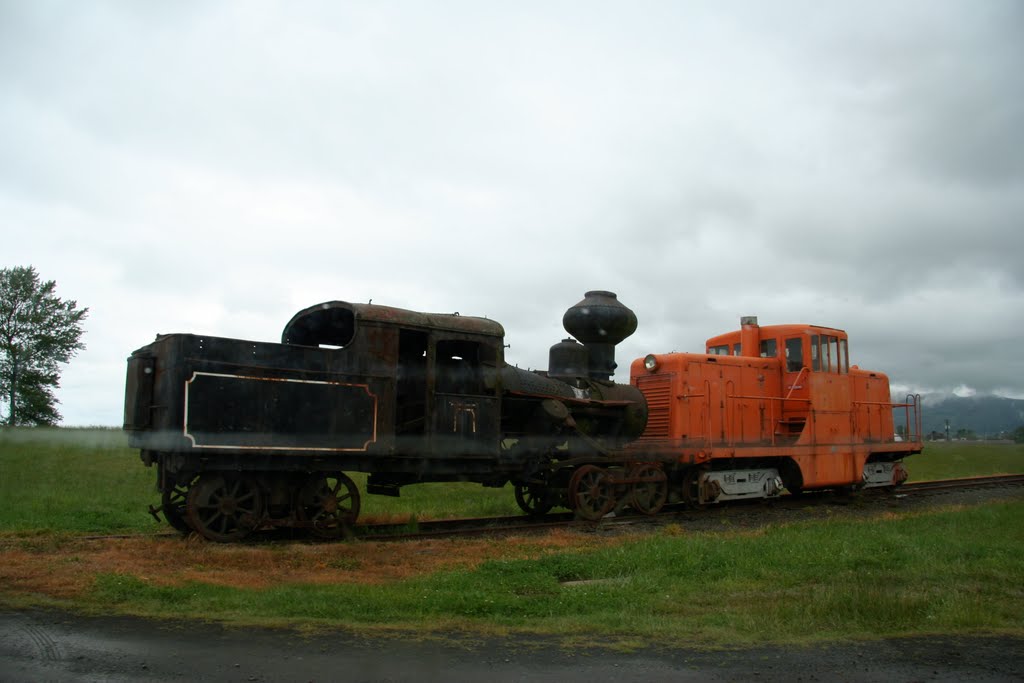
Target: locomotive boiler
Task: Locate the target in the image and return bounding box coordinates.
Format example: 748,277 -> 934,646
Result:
123,290 -> 648,541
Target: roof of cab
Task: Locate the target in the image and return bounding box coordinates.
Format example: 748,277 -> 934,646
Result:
282,300 -> 505,345
705,323 -> 848,348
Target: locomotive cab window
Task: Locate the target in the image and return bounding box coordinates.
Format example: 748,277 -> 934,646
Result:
759,338 -> 777,359
813,335 -> 829,371
811,335 -> 848,374
282,305 -> 356,348
784,337 -> 803,372
708,344 -> 730,356
436,340 -> 489,395
397,330 -> 429,435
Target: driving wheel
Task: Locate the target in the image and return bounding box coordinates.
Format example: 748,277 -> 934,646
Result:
298,472 -> 361,539
569,465 -> 616,521
186,474 -> 264,542
629,464 -> 668,515
514,481 -> 554,517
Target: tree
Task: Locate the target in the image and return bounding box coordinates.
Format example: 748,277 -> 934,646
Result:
955,427 -> 977,441
1014,425 -> 1024,444
0,266 -> 88,426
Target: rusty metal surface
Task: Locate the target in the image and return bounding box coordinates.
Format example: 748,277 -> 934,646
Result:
123,290 -> 654,540
282,300 -> 505,345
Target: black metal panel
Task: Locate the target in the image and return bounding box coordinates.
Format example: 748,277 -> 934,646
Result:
126,332 -> 396,456
432,394 -> 500,456
184,371 -> 377,451
123,355 -> 155,429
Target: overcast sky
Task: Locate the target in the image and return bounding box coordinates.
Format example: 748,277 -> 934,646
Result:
2,1 -> 1022,425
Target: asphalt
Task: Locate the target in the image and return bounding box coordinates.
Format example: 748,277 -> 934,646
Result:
2,608 -> 1023,682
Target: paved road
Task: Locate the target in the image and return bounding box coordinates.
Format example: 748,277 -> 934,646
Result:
1,608 -> 1022,682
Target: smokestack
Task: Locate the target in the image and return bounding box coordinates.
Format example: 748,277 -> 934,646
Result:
561,291 -> 638,381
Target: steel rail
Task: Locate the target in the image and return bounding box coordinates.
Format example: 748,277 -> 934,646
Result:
70,473 -> 1024,543
897,473 -> 1024,493
354,472 -> 1024,541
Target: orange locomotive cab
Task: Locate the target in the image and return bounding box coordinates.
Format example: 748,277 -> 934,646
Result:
629,317 -> 922,504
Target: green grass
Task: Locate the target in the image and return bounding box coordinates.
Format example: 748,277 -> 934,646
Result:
0,427 -> 154,533
88,500 -> 1024,645
0,428 -> 1021,533
2,428 -> 1023,644
0,427 -> 522,534
353,475 -> 521,522
908,440 -> 1024,481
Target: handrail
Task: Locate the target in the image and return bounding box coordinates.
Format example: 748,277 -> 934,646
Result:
721,392 -> 810,446
704,379 -> 713,449
904,393 -> 922,443
850,395 -> 922,443
725,379 -> 736,445
728,394 -> 810,403
697,382 -> 921,449
783,366 -> 809,402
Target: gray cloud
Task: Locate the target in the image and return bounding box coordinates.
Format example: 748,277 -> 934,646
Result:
2,1 -> 1022,424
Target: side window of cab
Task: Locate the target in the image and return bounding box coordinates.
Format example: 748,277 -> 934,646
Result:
784,337 -> 803,372
810,335 -> 847,373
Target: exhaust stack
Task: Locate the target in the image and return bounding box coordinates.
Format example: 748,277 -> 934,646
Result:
559,290 -> 638,381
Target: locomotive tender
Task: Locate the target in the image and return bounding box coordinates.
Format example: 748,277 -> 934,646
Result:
123,291 -> 922,541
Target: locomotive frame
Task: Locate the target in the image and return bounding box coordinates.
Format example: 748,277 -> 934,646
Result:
123,292 -> 923,541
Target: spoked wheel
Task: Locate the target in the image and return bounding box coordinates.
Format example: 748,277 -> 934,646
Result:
629,464 -> 668,515
569,465 -> 616,521
514,481 -> 554,517
161,476 -> 196,534
186,474 -> 264,542
297,472 -> 360,539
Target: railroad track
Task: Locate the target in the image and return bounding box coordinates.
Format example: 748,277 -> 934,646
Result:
73,473 -> 1023,544
897,473 -> 1024,493
352,472 -> 1024,541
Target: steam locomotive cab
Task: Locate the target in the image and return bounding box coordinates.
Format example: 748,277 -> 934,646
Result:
281,301 -> 507,464
125,303 -> 508,468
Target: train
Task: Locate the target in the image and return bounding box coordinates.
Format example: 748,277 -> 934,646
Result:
123,290 -> 922,541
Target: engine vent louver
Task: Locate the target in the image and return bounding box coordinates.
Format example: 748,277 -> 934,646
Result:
636,374 -> 672,439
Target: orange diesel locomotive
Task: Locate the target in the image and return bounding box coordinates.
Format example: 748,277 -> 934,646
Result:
627,316 -> 922,507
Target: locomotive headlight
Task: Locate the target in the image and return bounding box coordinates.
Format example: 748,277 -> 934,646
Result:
644,354 -> 658,372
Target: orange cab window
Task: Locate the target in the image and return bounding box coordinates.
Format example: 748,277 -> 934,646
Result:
784,337 -> 803,372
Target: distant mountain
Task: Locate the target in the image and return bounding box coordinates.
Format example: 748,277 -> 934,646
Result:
909,394 -> 1024,438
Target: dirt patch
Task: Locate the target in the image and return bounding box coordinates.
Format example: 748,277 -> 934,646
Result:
1,485 -> 1020,603
0,528 -> 622,600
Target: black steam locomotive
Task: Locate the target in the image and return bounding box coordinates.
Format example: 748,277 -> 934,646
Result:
124,291 -> 648,540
